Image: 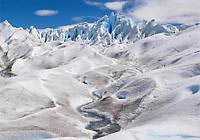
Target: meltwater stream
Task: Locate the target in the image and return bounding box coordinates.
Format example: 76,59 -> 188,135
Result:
78,102 -> 121,139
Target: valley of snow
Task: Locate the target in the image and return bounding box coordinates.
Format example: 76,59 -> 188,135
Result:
0,13 -> 200,140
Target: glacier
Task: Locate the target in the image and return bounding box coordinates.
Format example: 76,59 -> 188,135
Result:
30,13 -> 188,45
0,12 -> 200,140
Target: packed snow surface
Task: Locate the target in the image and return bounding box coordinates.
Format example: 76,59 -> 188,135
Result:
0,13 -> 200,140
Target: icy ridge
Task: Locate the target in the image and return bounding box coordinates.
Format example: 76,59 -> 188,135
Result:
0,13 -> 191,46
36,13 -> 188,45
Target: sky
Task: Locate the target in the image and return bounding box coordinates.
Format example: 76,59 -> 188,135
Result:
0,0 -> 112,28
0,0 -> 199,28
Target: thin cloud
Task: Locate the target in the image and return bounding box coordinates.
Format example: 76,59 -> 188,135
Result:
83,0 -> 105,9
104,1 -> 128,11
129,0 -> 200,24
83,0 -> 102,7
72,16 -> 100,22
35,10 -> 59,16
83,0 -> 128,11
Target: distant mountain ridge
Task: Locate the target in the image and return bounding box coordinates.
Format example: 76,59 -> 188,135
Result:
0,13 -> 191,47
36,13 -> 189,45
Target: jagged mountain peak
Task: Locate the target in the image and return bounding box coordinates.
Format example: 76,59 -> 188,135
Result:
0,13 -> 193,46
36,13 -> 186,45
0,20 -> 12,27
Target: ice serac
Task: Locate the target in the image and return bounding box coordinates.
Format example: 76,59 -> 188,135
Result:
37,12 -> 183,45
0,13 -> 188,47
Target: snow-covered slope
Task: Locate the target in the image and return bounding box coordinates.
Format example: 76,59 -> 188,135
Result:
0,13 -> 199,140
96,25 -> 200,140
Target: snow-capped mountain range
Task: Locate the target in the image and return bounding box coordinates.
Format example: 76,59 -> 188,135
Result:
0,13 -> 200,140
37,13 -> 180,44
1,13 -> 190,46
